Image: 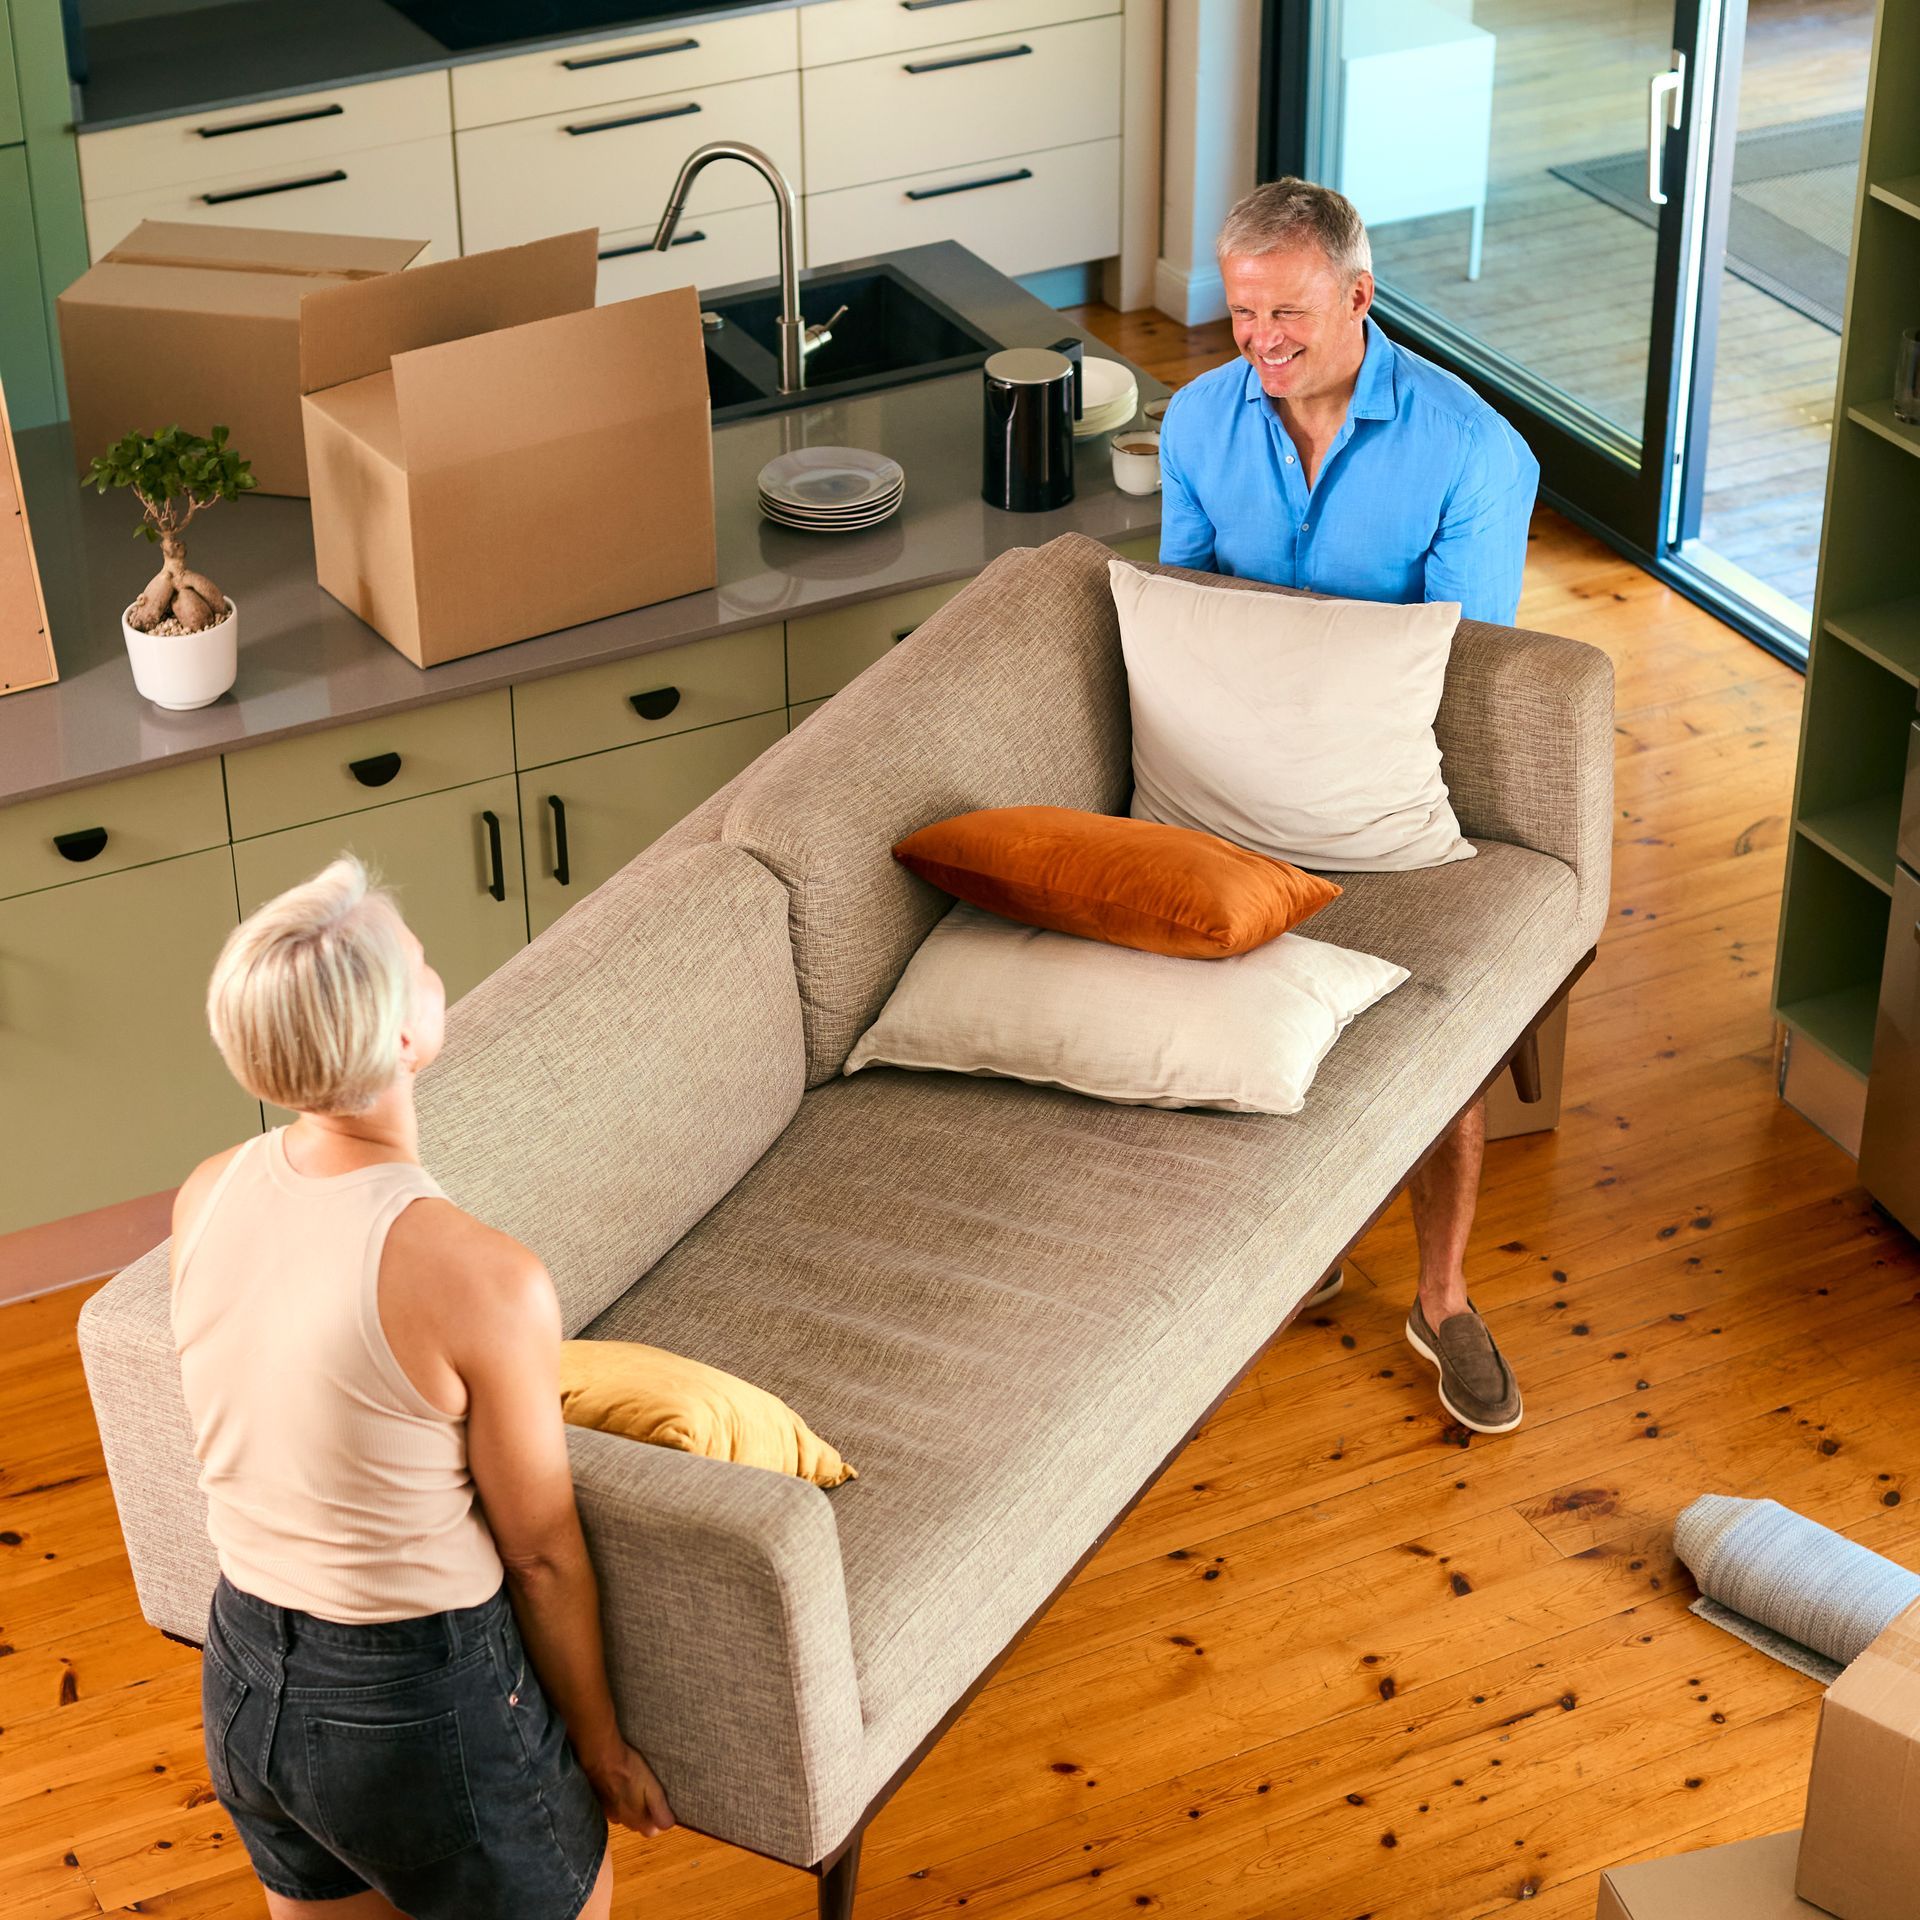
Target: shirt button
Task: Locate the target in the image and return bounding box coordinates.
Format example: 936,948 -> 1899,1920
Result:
1300,522 -> 1309,533
1285,454 -> 1295,464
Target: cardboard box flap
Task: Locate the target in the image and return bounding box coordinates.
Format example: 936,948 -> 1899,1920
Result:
390,285 -> 707,474
97,221 -> 428,281
300,229 -> 599,396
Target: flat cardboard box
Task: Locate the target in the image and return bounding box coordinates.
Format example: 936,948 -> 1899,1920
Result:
1798,1600 -> 1920,1920
1596,1831 -> 1828,1919
300,228 -> 716,669
57,223 -> 429,497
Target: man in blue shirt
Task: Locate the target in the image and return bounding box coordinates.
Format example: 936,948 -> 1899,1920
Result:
1159,178 -> 1539,1434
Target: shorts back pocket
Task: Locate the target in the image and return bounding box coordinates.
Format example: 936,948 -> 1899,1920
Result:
307,1710 -> 480,1870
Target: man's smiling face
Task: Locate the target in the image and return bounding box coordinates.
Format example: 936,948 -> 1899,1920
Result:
1221,244 -> 1373,408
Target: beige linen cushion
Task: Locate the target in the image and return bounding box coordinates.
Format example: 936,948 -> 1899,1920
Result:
1110,559 -> 1475,872
843,902 -> 1408,1114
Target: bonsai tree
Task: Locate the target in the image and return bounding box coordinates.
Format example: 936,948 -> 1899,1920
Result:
84,424 -> 255,633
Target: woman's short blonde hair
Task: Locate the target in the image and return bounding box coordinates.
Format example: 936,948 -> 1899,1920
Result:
207,856 -> 417,1115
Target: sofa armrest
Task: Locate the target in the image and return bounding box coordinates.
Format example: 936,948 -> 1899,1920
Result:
77,1243 -> 221,1643
1436,620 -> 1616,950
565,1425 -> 865,1868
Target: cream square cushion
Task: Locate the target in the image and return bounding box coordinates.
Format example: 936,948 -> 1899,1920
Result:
843,903 -> 1408,1114
1110,559 -> 1475,872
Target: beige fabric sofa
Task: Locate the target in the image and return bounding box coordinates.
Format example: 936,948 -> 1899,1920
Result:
78,532 -> 1613,1917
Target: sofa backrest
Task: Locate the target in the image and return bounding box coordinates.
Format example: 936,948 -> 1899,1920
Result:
416,842 -> 805,1334
722,532 -> 1133,1085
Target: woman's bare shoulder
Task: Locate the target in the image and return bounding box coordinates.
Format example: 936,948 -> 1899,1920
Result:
384,1198 -> 556,1329
172,1141 -> 251,1237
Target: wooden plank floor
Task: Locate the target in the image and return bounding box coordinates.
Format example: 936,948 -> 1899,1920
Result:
5,309 -> 1918,1920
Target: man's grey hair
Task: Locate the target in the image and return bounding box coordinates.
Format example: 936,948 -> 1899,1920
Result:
1216,177 -> 1373,283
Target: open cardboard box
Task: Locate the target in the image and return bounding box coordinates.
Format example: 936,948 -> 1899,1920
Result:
1596,1831 -> 1825,1918
300,227 -> 717,668
58,223 -> 430,497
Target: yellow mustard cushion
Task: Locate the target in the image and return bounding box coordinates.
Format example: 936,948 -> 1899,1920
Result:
557,1340 -> 858,1490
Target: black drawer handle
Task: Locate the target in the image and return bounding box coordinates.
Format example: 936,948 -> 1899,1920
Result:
201,169 -> 346,205
905,165 -> 1034,201
198,102 -> 344,138
548,794 -> 571,887
629,686 -> 681,721
347,750 -> 402,788
565,101 -> 701,136
902,0 -> 976,10
53,826 -> 109,864
600,231 -> 704,260
904,43 -> 1031,73
562,36 -> 699,67
482,809 -> 506,902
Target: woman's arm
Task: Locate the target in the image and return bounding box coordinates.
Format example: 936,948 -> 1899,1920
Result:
455,1232 -> 675,1837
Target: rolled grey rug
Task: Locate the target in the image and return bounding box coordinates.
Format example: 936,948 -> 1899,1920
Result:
1674,1494 -> 1920,1682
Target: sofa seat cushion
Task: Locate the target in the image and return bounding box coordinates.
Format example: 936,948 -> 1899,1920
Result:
582,839 -> 1585,1799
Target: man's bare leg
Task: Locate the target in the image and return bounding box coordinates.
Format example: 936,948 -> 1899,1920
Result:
1407,1094 -> 1484,1324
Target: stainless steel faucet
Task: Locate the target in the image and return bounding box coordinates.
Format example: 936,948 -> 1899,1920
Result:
652,141 -> 843,395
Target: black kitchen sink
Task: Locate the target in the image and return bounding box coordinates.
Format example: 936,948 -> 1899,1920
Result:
699,264 -> 999,421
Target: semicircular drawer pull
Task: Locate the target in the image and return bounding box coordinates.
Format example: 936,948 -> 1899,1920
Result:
53,826 -> 110,863
629,687 -> 682,722
348,751 -> 403,788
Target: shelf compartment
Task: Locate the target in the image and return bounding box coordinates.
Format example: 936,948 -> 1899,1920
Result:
1870,173 -> 1920,220
1846,400 -> 1920,459
1797,792 -> 1902,893
1779,982 -> 1883,1081
1826,600 -> 1920,686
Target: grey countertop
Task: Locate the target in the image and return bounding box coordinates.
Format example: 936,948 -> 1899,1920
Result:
2,242 -> 1165,808
75,0 -> 832,131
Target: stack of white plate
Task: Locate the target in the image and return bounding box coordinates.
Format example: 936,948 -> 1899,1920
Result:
1073,357 -> 1139,438
758,447 -> 905,531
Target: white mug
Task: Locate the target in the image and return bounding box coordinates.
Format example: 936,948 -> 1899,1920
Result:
1111,430 -> 1161,496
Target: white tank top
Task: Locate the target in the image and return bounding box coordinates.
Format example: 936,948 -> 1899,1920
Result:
170,1128 -> 504,1623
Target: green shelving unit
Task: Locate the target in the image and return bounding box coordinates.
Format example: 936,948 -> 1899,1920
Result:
1774,0 -> 1920,1087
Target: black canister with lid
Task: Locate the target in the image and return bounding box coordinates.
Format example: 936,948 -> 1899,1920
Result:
981,347 -> 1076,512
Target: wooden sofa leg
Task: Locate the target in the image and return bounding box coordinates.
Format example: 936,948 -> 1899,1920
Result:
1509,1027 -> 1544,1105
819,1837 -> 861,1920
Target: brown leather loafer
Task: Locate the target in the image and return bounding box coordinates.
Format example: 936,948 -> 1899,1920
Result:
1404,1298 -> 1523,1434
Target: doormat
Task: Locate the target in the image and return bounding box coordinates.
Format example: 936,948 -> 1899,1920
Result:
1549,112 -> 1860,333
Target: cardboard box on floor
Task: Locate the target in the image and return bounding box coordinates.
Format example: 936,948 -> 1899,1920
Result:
1797,1599 -> 1920,1920
1596,1831 -> 1828,1919
299,227 -> 716,668
57,223 -> 430,497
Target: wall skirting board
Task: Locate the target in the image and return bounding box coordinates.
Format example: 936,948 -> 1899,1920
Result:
1154,254 -> 1228,326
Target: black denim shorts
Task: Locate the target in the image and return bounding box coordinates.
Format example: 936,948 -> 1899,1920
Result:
202,1573 -> 609,1919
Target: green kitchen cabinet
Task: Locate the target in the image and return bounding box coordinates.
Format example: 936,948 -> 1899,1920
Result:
0,144 -> 55,429
519,712 -> 785,938
0,0 -> 21,149
0,847 -> 259,1234
232,777 -> 529,1011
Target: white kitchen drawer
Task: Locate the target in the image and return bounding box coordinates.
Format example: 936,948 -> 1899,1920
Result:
800,0 -> 1117,68
456,70 -> 801,254
805,135 -> 1119,277
801,14 -> 1120,194
84,133 -> 462,263
596,205 -> 777,302
77,72 -> 451,203
454,10 -> 798,127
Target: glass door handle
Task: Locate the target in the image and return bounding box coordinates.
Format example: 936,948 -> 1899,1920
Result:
1646,55 -> 1686,206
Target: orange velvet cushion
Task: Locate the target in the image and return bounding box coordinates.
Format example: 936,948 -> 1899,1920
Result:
892,806 -> 1341,959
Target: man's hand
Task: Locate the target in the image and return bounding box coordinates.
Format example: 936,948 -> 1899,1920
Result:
586,1742 -> 677,1838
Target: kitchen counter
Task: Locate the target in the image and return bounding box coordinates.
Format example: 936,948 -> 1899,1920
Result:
74,0 -> 828,131
1,242 -> 1164,807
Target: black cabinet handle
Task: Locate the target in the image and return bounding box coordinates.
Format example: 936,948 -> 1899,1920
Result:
198,102 -> 344,137
548,794 -> 571,887
905,165 -> 1034,201
904,43 -> 1031,73
201,169 -> 346,205
53,826 -> 109,863
562,36 -> 698,68
347,750 -> 402,788
565,101 -> 700,136
600,231 -> 703,260
482,809 -> 505,902
902,0 -> 976,10
629,686 -> 681,721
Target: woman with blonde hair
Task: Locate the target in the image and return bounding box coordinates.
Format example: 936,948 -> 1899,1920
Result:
171,856 -> 671,1919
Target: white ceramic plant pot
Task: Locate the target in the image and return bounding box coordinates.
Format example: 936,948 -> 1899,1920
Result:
122,596 -> 239,711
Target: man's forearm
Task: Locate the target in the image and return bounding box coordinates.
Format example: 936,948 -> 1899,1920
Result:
502,1532 -> 625,1780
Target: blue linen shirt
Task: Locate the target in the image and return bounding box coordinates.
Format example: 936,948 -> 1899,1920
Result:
1158,318 -> 1540,625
